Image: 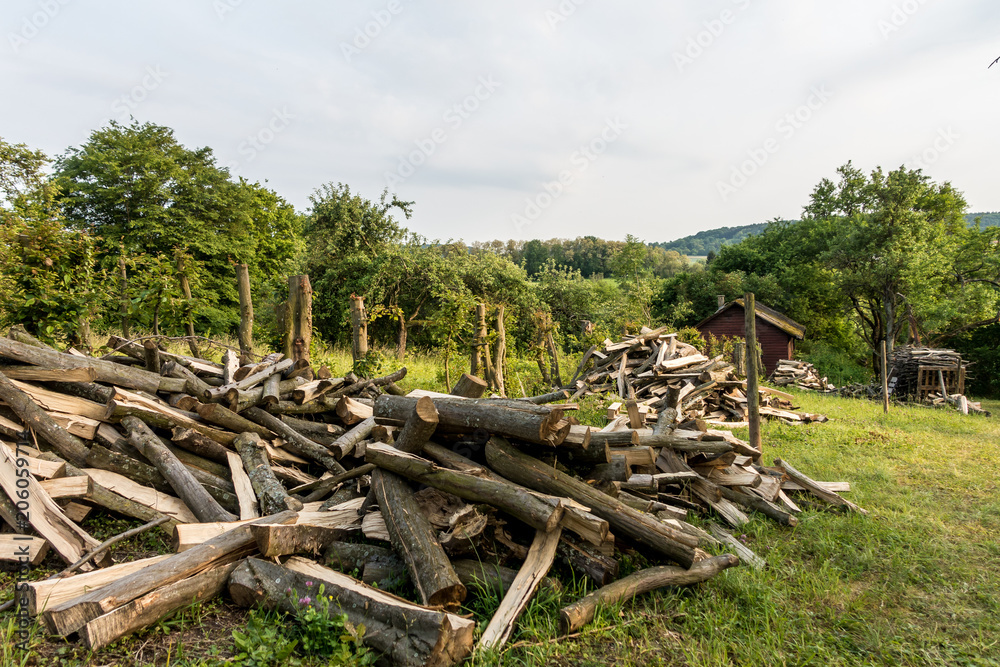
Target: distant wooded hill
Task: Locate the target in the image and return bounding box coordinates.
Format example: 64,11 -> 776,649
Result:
655,212 -> 1000,256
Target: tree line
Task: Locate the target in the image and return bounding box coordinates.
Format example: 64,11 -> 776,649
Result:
2,123 -> 998,394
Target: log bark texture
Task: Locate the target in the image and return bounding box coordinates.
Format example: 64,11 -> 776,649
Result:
234,432 -> 303,515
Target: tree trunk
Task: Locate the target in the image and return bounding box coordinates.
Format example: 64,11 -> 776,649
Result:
234,432 -> 303,515
471,303 -> 486,377
175,253 -> 199,358
370,468 -> 466,608
234,263 -> 254,358
485,437 -> 698,567
229,557 -> 475,667
121,416 -> 236,523
283,275 -> 312,363
397,310 -> 407,362
349,293 -> 367,364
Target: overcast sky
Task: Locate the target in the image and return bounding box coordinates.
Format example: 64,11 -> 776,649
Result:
2,1 -> 998,244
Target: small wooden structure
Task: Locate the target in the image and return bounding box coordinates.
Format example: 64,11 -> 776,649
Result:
888,346 -> 965,400
695,299 -> 805,377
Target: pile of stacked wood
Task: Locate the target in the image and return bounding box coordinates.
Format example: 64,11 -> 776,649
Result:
887,346 -> 965,399
769,359 -> 836,392
564,327 -> 828,425
0,329 -> 861,665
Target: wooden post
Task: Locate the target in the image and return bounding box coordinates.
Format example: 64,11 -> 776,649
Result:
175,252 -> 199,358
472,303 -> 487,377
282,275 -> 312,364
881,340 -> 889,413
744,293 -> 761,457
236,263 -> 254,358
494,304 -> 507,397
349,294 -> 367,364
118,256 -> 129,339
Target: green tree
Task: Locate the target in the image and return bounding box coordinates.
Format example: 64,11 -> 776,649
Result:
54,121 -> 301,335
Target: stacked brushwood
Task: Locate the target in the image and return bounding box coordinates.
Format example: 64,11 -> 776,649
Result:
0,330 -> 860,664
563,327 -> 828,425
770,359 -> 836,392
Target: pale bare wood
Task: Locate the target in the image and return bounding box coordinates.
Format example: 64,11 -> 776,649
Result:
82,561 -> 237,651
48,411 -> 100,440
775,458 -> 867,514
336,395 -> 373,425
0,534 -> 49,566
43,510 -> 298,637
23,455 -> 66,479
26,555 -> 172,615
709,523 -> 764,569
0,443 -> 101,568
8,378 -> 107,420
172,500 -> 355,551
478,527 -> 563,652
781,480 -> 851,493
106,387 -> 236,446
62,502 -> 92,523
0,366 -> 98,382
83,468 -> 198,524
226,450 -> 259,520
362,510 -> 390,542
39,476 -> 92,499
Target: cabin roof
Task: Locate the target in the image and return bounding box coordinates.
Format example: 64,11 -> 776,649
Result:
696,299 -> 806,340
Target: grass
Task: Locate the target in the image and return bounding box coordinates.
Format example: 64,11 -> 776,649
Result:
3,335 -> 999,665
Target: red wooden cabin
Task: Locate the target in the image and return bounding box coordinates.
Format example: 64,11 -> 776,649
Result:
695,299 -> 805,377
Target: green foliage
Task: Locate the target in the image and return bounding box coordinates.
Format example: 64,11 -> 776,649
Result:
53,121 -> 301,336
0,137 -> 102,344
799,340 -> 872,386
230,609 -> 300,667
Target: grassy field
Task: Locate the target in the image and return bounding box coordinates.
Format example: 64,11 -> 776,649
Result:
2,343 -> 999,666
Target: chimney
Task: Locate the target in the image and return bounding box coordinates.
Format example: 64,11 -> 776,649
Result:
717,295 -> 725,311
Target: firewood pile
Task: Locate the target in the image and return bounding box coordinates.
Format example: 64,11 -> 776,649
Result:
770,359 -> 836,392
564,327 -> 828,425
0,329 -> 862,665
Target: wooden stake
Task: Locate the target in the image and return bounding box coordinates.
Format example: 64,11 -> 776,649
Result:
744,292 -> 761,456
349,293 -> 368,364
236,263 -> 254,358
881,339 -> 889,413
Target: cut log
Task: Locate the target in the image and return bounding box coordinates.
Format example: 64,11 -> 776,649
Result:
170,427 -> 231,464
83,468 -> 198,524
0,534 -> 49,566
390,395 -> 439,454
195,403 -> 272,439
775,458 -> 867,514
451,373 -> 488,398
557,535 -> 618,586
0,371 -> 90,466
486,438 -> 697,567
106,388 -> 236,446
374,395 -> 566,446
0,336 -> 163,393
366,443 -> 563,532
242,407 -> 347,474
234,432 -> 302,515
236,263 -> 254,357
478,527 -> 562,652
83,560 -> 237,651
43,509 -> 298,637
559,554 -> 740,635
26,555 -> 172,616
370,468 -> 466,608
328,416 -> 376,458
122,416 -> 236,523
229,557 -> 474,667
39,475 -> 92,499
0,366 -> 98,382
